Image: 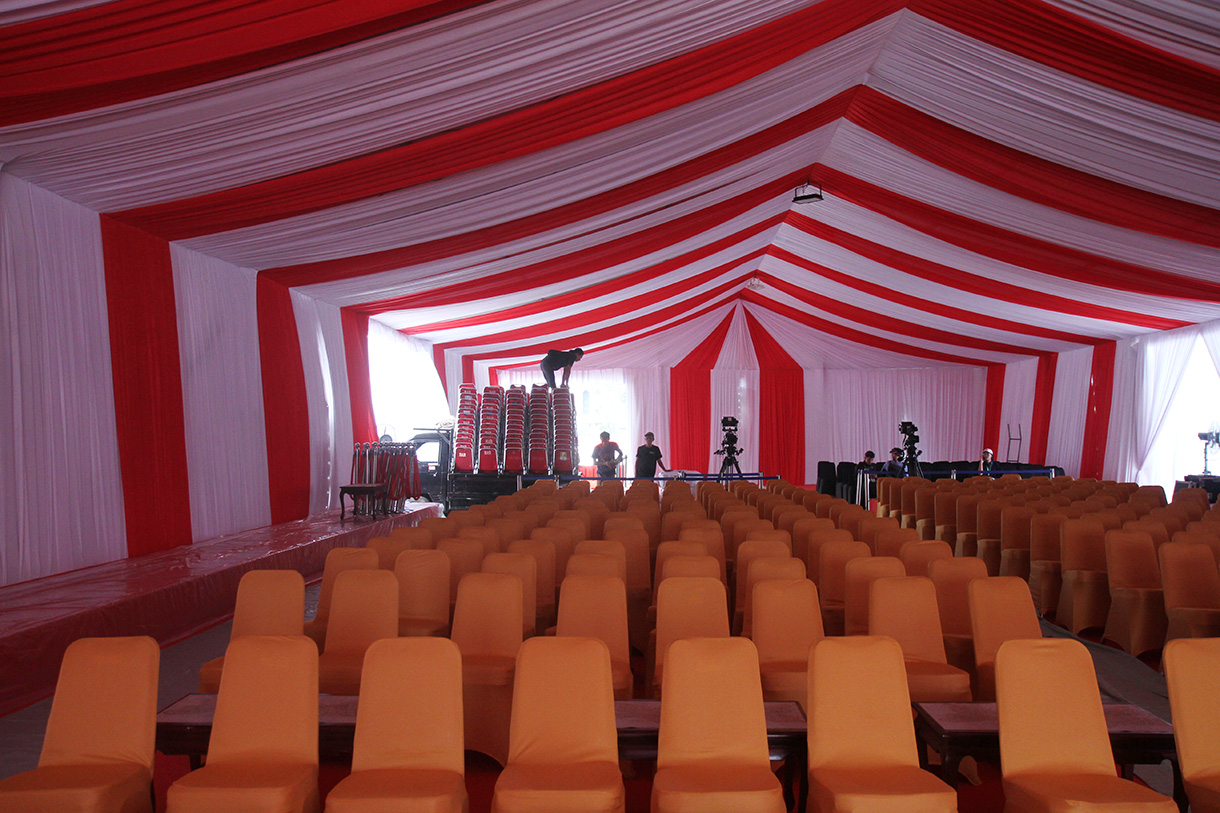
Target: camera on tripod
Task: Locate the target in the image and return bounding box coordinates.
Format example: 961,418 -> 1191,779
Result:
715,416 -> 743,479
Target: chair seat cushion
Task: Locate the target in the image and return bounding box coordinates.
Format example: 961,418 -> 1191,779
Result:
1003,773 -> 1177,812
808,765 -> 957,812
493,761 -> 624,813
904,658 -> 972,703
462,655 -> 516,686
0,763 -> 151,813
652,764 -> 786,813
324,768 -> 466,813
167,762 -> 319,813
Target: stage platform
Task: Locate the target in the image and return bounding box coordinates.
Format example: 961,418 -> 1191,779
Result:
0,503 -> 440,715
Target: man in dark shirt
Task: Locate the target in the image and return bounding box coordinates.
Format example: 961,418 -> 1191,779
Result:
635,432 -> 670,480
879,447 -> 905,477
539,347 -> 584,388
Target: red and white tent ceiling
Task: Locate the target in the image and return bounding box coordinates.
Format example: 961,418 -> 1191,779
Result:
2,0 -> 1219,388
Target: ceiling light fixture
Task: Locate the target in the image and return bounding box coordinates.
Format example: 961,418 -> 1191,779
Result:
793,181 -> 823,204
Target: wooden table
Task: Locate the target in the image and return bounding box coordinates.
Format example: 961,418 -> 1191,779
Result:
338,483 -> 386,519
912,701 -> 1185,811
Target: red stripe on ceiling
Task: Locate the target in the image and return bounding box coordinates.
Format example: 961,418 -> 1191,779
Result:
106,1 -> 890,239
1079,340 -> 1116,479
767,244 -> 1099,346
0,0 -> 495,127
911,0 -> 1220,123
984,365 -> 1005,454
740,290 -> 988,367
846,86 -> 1220,249
100,216 -> 193,556
256,274 -> 312,523
759,272 -> 1041,357
744,310 -> 806,485
456,274 -> 754,383
815,166 -> 1217,308
671,310 -> 737,473
1028,352 -> 1058,465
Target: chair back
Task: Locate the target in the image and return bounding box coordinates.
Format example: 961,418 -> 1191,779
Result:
657,638 -> 771,770
655,577 -> 729,678
230,570 -> 305,638
928,556 -> 989,638
753,579 -> 824,665
506,539 -> 557,614
899,540 -> 953,577
394,549 -> 450,634
818,540 -> 871,604
437,538 -> 487,600
843,556 -> 905,636
858,516 -> 900,554
1164,638 -> 1220,783
39,636 -> 159,770
482,552 -> 538,631
735,540 -> 792,606
604,526 -> 653,591
995,638 -> 1115,777
508,637 -> 620,765
678,527 -> 727,580
533,526 -> 578,578
367,535 -> 416,570
662,555 -> 721,581
351,638 -> 464,773
969,577 -> 1042,700
208,635 -> 318,765
314,547 -> 378,623
869,576 -> 947,664
556,575 -> 630,666
451,572 -> 524,660
792,516 -> 835,564
1160,541 -> 1220,611
742,556 -> 805,636
459,526 -> 502,557
566,552 -> 625,581
654,541 -> 708,594
1030,513 -> 1066,561
875,527 -> 920,559
1105,529 -> 1160,590
807,636 -> 918,769
1060,518 -> 1108,571
1000,506 -> 1035,551
389,525 -> 434,550
324,569 -> 399,655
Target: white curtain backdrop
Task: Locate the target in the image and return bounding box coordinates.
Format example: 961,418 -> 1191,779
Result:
170,244 -> 271,542
710,308 -> 761,474
0,173 -> 127,585
1131,327 -> 1197,474
367,319 -> 451,442
998,356 -> 1038,463
292,290 -> 353,513
1045,346 -> 1094,477
1103,336 -> 1141,482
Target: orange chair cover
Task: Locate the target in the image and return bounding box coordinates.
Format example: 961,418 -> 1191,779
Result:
651,576 -> 729,696
1102,529 -> 1167,656
0,636 -> 159,813
870,576 -> 971,703
899,540 -> 954,578
200,569 -> 304,692
754,579 -> 824,706
1056,518 -> 1111,634
324,638 -> 467,813
393,549 -> 451,638
1160,541 -> 1220,641
998,505 -> 1036,580
319,569 -> 399,695
556,575 -> 633,699
968,577 -> 1042,702
843,556 -> 905,637
483,551 -> 539,638
818,539 -> 870,636
928,556 -> 989,676
167,635 -> 320,813
437,538 -> 487,609
1164,638 -> 1220,813
303,547 -> 379,648
1029,512 -> 1068,616
389,525 -> 435,550
653,638 -> 785,813
740,556 -> 805,638
507,538 -> 558,629
875,527 -> 921,559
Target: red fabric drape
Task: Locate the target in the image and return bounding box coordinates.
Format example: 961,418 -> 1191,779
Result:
912,0 -> 1220,123
341,308 -> 377,445
100,216 -> 193,556
669,311 -> 735,472
984,364 -> 1006,454
1028,353 -> 1058,466
107,0 -> 887,239
744,311 -> 805,484
846,87 -> 1220,248
256,274 -> 312,523
1079,341 -> 1117,479
814,165 -> 1217,308
0,0 -> 494,126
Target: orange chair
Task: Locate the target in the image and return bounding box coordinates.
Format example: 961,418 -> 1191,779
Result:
533,526 -> 578,585
393,549 -> 450,637
914,486 -> 938,540
876,527 -> 921,559
968,577 -> 1042,702
933,490 -> 959,544
806,636 -> 957,812
459,525 -> 503,557
858,516 -> 900,555
734,539 -> 792,627
318,569 -> 399,695
819,539 -> 871,636
565,552 -> 625,582
451,572 -> 524,766
995,638 -> 1176,812
0,637 -> 159,813
304,547 -> 379,648
366,535 -> 416,570
679,526 -> 728,580
976,498 -> 1006,576
740,556 -> 805,638
661,554 -> 721,581
507,538 -> 557,630
1102,529 -> 1167,657
389,525 -> 434,550
1124,519 -> 1171,552
899,540 -> 954,577
574,539 -> 627,581
753,579 -> 824,707
200,570 -> 304,692
804,527 -> 854,584
556,575 -> 633,700
652,638 -> 786,813
870,576 -> 972,703
843,556 -> 905,637
167,636 -> 320,813
999,505 -> 1035,580
492,637 -> 625,813
1163,638 -> 1220,813
483,551 -> 539,638
419,516 -> 460,545
437,537 -> 487,612
1029,512 -> 1067,616
792,516 -> 835,565
956,492 -> 983,557
1056,518 -> 1111,635
323,638 -> 467,813
651,576 -> 729,698
928,556 -> 989,676
1160,541 -> 1220,641
653,541 -> 708,596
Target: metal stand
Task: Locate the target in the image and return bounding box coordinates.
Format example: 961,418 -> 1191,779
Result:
1006,423 -> 1023,463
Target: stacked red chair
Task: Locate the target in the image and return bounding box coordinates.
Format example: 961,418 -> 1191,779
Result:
478,385 -> 504,473
527,385 -> 551,474
503,386 -> 527,474
454,384 -> 478,473
552,386 -> 578,475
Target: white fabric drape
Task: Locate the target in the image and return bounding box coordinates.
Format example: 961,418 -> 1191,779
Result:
1045,345 -> 1094,477
1103,336 -> 1141,482
1042,0 -> 1220,70
292,290 -> 353,513
367,319 -> 450,442
0,172 -> 126,585
998,356 -> 1038,463
709,308 -> 761,473
170,243 -> 271,541
1131,327 -> 1198,473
